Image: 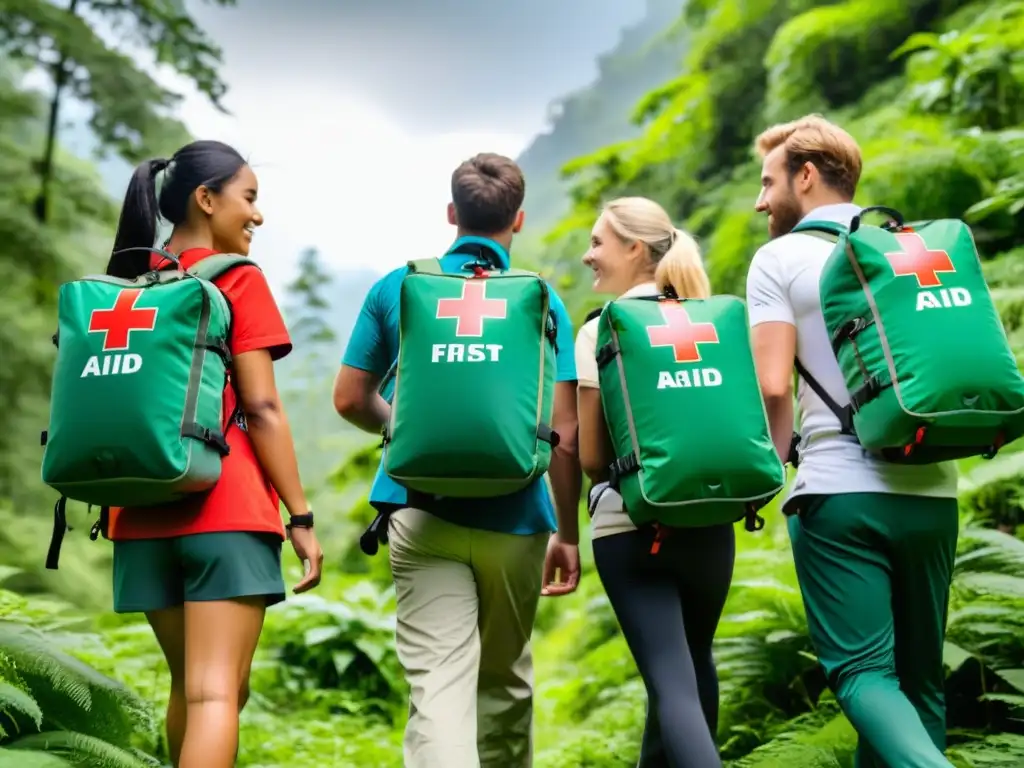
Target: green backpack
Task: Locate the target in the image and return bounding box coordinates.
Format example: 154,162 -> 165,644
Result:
40,248 -> 254,568
595,293 -> 785,533
791,205 -> 1024,464
382,257 -> 559,497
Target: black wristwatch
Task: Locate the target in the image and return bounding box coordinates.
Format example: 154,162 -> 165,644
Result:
286,511 -> 314,531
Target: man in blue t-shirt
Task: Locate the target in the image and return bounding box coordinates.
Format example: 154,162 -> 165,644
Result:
333,153 -> 582,768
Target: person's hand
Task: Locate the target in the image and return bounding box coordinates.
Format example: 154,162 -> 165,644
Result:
541,533 -> 580,597
288,526 -> 324,594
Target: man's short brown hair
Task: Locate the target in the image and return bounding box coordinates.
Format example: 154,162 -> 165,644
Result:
755,114 -> 862,198
451,153 -> 526,234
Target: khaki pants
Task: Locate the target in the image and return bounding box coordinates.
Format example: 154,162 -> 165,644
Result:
388,507 -> 549,768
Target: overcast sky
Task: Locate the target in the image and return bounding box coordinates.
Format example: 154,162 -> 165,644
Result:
108,0 -> 650,288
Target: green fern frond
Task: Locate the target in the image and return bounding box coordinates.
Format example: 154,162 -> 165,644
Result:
947,732 -> 1024,766
954,572 -> 1024,599
0,746 -> 71,767
728,740 -> 843,767
0,622 -> 151,746
5,731 -> 155,768
955,528 -> 1024,573
994,667 -> 1024,694
959,450 -> 1024,493
0,624 -> 92,710
0,679 -> 43,733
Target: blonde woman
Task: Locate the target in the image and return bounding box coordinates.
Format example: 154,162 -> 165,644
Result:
575,197 -> 730,767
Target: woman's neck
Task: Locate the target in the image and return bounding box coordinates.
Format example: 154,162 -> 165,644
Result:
621,273 -> 656,296
165,227 -> 214,255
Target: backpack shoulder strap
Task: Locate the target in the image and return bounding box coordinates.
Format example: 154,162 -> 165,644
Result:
799,229 -> 842,245
189,254 -> 259,282
501,267 -> 540,278
794,357 -> 855,435
791,220 -> 845,244
187,254 -> 256,432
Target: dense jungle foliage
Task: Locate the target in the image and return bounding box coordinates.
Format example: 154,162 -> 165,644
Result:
1,0 -> 1023,766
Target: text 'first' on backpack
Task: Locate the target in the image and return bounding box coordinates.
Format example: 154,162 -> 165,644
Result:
380,256 -> 560,500
40,248 -> 255,569
595,293 -> 785,543
790,205 -> 1024,465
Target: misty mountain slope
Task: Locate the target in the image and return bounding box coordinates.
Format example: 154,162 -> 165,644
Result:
516,0 -> 689,235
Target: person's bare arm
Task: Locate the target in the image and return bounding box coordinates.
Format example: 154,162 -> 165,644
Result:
547,380 -> 582,545
235,348 -> 322,593
578,386 -> 614,484
333,365 -> 390,433
234,349 -> 309,515
752,321 -> 797,463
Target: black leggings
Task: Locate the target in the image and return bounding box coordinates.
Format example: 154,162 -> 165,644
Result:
593,524 -> 735,768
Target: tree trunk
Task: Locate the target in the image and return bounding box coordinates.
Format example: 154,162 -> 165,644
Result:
34,0 -> 81,223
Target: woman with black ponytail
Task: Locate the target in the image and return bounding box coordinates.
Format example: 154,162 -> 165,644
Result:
106,140 -> 324,768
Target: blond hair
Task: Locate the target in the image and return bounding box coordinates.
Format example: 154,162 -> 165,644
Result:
754,114 -> 862,197
602,197 -> 710,299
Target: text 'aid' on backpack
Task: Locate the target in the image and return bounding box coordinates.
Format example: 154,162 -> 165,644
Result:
792,205 -> 1024,463
596,294 -> 785,532
381,258 -> 560,498
40,249 -> 253,569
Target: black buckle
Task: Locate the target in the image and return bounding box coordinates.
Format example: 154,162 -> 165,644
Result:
744,503 -> 766,533
545,312 -> 559,354
788,432 -> 802,467
360,511 -> 392,556
831,317 -> 870,356
849,376 -> 887,416
607,453 -> 639,490
537,424 -> 560,447
203,428 -> 230,457
596,343 -> 618,368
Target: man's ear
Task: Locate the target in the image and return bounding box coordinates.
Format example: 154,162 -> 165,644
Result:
796,161 -> 817,193
447,202 -> 458,227
512,209 -> 525,234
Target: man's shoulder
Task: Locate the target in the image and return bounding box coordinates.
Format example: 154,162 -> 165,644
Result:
367,264 -> 412,301
543,280 -> 571,315
748,239 -> 785,277
749,231 -> 831,278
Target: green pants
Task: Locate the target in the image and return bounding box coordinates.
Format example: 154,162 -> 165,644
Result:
113,531 -> 286,614
787,492 -> 958,768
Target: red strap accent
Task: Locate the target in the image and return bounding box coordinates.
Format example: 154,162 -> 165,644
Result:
903,426 -> 928,457
650,524 -> 666,555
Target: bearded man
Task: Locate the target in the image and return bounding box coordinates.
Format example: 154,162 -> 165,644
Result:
745,114 -> 958,768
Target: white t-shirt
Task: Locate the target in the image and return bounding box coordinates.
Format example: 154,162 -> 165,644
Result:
745,203 -> 958,509
575,281 -> 659,539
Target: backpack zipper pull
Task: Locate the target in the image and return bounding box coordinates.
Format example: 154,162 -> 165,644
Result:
650,524 -> 665,555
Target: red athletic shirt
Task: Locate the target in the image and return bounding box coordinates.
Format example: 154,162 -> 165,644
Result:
108,248 -> 293,541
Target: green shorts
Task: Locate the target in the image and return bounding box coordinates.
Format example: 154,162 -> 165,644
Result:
112,531 -> 286,614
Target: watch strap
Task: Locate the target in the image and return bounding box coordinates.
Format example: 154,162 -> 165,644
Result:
286,512 -> 314,529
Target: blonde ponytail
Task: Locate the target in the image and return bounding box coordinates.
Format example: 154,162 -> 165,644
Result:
655,228 -> 710,299
602,197 -> 712,300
